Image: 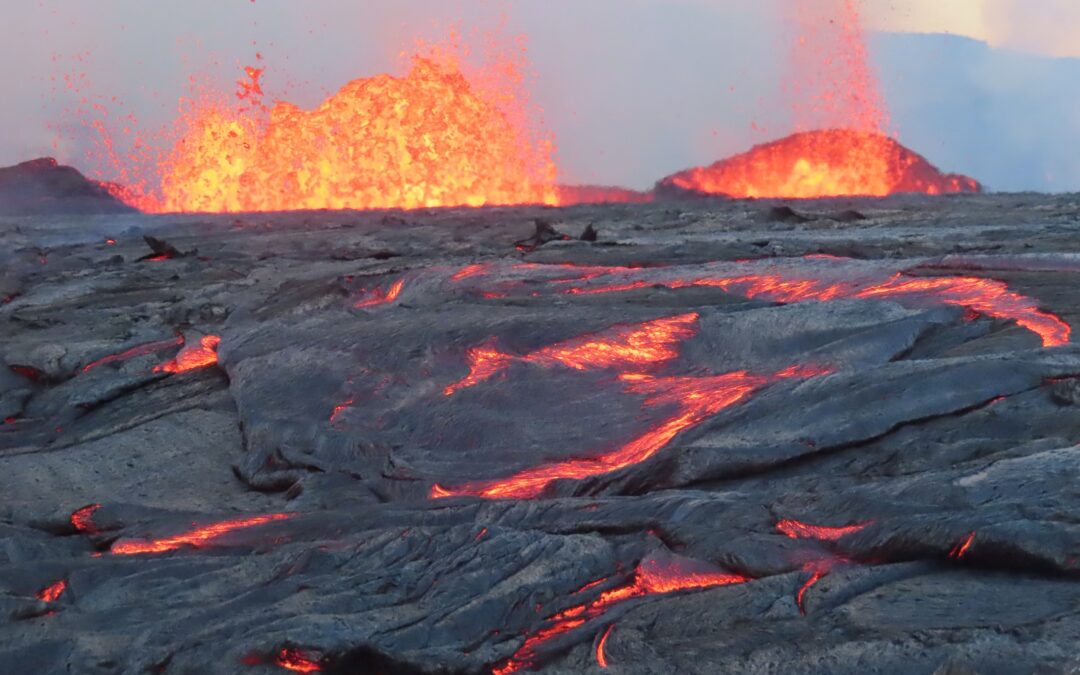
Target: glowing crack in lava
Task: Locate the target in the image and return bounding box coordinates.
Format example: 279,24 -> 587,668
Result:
36,580 -> 67,603
494,557 -> 749,674
535,266 -> 1069,348
70,504 -> 102,534
595,625 -> 614,668
107,45 -> 556,213
110,513 -> 294,555
434,365 -> 829,500
659,130 -> 980,199
950,531 -> 976,559
274,648 -> 322,673
82,335 -> 184,373
153,335 -> 222,374
443,313 -> 700,396
354,279 -> 406,309
776,518 -> 870,542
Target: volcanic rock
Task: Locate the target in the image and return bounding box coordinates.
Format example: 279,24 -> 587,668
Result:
0,158 -> 135,216
2,195 -> 1080,674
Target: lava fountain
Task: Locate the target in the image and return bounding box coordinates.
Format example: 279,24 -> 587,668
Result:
660,0 -> 979,199
85,41 -> 558,213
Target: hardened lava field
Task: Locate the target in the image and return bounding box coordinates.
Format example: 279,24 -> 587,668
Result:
3,193 -> 1080,674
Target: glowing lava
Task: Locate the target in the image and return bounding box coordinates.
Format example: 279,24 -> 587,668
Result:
110,513 -> 294,555
444,313 -> 700,396
494,556 -> 749,674
110,44 -> 556,213
595,625 -> 613,668
659,130 -> 980,199
354,279 -> 406,309
82,335 -> 184,373
776,519 -> 870,542
153,335 -> 222,374
70,504 -> 102,534
950,531 -> 976,559
435,365 -> 829,500
36,580 -> 67,603
274,648 -> 322,673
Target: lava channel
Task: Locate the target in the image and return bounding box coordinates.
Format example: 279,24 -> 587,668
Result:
494,556 -> 749,674
443,312 -> 700,396
82,335 -> 184,373
434,365 -> 829,500
538,266 -> 1070,348
153,335 -> 222,374
110,513 -> 294,555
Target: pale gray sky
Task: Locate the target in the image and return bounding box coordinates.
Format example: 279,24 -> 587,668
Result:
4,1 -> 1079,192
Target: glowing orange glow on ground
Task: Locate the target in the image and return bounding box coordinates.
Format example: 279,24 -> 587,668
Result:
153,335 -> 222,374
36,580 -> 67,603
354,279 -> 406,309
70,504 -> 102,534
82,336 -> 184,373
435,365 -> 828,500
274,648 -> 322,673
950,531 -> 976,559
444,313 -> 699,396
661,130 -> 980,199
776,519 -> 870,542
110,513 -> 294,555
495,557 -> 749,674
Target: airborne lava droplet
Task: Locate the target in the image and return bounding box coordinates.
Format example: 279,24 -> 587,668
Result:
36,579 -> 67,603
110,513 -> 295,556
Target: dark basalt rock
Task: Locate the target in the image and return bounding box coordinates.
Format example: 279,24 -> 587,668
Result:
0,158 -> 135,216
2,194 -> 1080,674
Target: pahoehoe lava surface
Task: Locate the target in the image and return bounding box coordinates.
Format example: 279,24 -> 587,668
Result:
3,194 -> 1080,674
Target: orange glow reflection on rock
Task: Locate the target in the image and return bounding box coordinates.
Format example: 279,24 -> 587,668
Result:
661,130 -> 980,199
122,42 -> 556,213
495,557 -> 748,674
435,365 -> 828,500
444,313 -> 699,396
153,335 -> 222,374
110,513 -> 294,555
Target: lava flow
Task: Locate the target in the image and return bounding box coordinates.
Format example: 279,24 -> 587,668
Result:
434,365 -> 829,500
274,648 -> 322,673
950,531 -> 976,560
444,313 -> 699,395
776,518 -> 870,542
541,266 -> 1069,348
110,513 -> 294,555
494,556 -> 749,674
70,504 -> 102,534
153,335 -> 222,374
354,279 -> 406,309
82,335 -> 184,373
36,579 -> 67,603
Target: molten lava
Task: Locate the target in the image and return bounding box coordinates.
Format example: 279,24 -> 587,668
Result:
110,513 -> 294,555
36,580 -> 67,603
112,46 -> 556,213
153,335 -> 222,374
82,335 -> 184,373
354,279 -> 406,309
274,648 -> 322,673
776,519 -> 870,542
950,531 -> 976,560
70,504 -> 102,534
494,556 -> 749,674
595,625 -> 613,669
659,130 -> 980,199
435,365 -> 829,500
443,313 -> 700,396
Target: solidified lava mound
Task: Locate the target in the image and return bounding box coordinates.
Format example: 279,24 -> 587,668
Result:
3,196 -> 1080,674
0,158 -> 135,216
657,129 -> 981,199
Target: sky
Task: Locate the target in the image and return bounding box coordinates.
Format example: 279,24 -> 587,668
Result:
3,0 -> 1079,192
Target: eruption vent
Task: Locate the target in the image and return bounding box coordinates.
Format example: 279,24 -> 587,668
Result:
659,130 -> 981,199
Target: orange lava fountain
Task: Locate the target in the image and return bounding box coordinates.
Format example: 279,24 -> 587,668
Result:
109,43 -> 557,213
